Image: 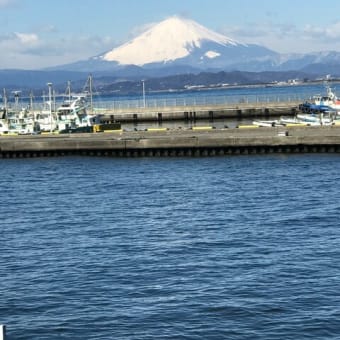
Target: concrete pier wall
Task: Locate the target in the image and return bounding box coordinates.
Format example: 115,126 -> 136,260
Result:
99,102 -> 299,123
1,125 -> 340,158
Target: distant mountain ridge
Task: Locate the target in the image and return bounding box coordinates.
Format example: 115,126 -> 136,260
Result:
3,16 -> 340,91
45,16 -> 340,77
52,16 -> 278,73
97,70 -> 314,96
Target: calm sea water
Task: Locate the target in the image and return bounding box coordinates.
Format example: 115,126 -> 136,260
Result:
21,82 -> 336,112
2,155 -> 340,339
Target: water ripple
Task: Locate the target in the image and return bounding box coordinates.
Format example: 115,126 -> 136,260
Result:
2,155 -> 340,339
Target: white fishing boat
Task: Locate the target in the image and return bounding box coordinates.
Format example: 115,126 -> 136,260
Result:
296,112 -> 333,125
252,120 -> 283,127
2,91 -> 38,134
0,109 -> 9,134
313,85 -> 340,111
6,108 -> 37,134
0,121 -> 9,134
56,77 -> 96,132
279,112 -> 334,126
34,100 -> 58,132
56,95 -> 94,131
279,116 -> 310,126
299,83 -> 340,114
0,105 -> 9,134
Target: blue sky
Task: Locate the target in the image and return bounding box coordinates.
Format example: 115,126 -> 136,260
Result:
1,0 -> 340,69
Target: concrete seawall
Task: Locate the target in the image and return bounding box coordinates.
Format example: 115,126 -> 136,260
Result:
98,101 -> 299,123
1,125 -> 340,158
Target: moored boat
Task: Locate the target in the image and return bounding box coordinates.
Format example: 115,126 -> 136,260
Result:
2,91 -> 40,134
296,112 -> 334,125
252,120 -> 283,127
299,84 -> 340,114
56,94 -> 95,132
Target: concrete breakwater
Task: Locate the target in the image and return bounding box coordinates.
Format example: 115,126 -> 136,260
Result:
1,125 -> 340,158
98,101 -> 299,123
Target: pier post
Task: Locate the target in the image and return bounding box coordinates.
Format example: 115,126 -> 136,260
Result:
0,325 -> 6,340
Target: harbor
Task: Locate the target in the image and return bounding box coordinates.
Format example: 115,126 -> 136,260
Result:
3,78 -> 336,133
2,82 -> 340,157
5,5 -> 340,340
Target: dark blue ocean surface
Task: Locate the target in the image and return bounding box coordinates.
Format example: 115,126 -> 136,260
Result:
1,155 -> 340,339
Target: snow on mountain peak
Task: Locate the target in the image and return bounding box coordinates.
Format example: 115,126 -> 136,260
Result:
101,16 -> 243,66
205,51 -> 221,59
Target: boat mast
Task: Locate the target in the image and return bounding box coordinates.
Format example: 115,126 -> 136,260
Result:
47,83 -> 53,133
88,74 -> 93,114
29,90 -> 34,110
2,88 -> 7,118
3,88 -> 7,109
13,91 -> 20,113
67,81 -> 71,102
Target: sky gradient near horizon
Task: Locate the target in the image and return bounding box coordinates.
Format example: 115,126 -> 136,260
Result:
1,0 -> 340,69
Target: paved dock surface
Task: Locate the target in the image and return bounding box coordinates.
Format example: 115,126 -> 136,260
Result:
1,125 -> 340,157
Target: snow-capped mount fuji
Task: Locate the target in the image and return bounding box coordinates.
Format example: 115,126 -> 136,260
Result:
100,16 -> 245,66
48,16 -> 278,74
48,16 -> 340,77
95,16 -> 278,70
